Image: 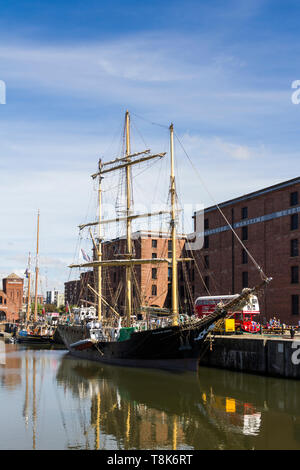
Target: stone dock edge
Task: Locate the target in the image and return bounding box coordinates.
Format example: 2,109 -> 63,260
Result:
199,335 -> 300,379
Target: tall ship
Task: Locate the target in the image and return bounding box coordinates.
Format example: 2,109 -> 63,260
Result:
58,111 -> 271,372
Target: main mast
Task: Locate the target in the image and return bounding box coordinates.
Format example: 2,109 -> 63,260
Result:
125,110 -> 132,327
170,124 -> 179,325
97,160 -> 102,322
33,210 -> 40,323
26,252 -> 31,323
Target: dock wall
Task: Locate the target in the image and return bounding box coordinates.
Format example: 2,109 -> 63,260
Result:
199,335 -> 300,379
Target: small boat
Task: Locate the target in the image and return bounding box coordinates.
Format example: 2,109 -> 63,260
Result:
17,212 -> 57,345
17,326 -> 55,344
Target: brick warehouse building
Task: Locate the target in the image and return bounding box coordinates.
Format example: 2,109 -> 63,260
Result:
0,273 -> 24,322
65,231 -> 186,316
190,176 -> 300,325
65,271 -> 95,307
101,231 -> 186,316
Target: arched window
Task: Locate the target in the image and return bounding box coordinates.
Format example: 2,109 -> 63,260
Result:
0,311 -> 6,321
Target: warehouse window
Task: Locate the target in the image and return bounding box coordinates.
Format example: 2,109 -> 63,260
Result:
291,214 -> 298,230
291,239 -> 299,257
152,285 -> 157,296
152,268 -> 157,279
204,255 -> 209,269
152,239 -> 157,248
242,226 -> 248,240
204,236 -> 209,249
242,248 -> 248,264
290,191 -> 298,206
242,271 -> 248,288
241,207 -> 248,219
291,266 -> 299,284
292,295 -> 299,315
152,253 -> 157,259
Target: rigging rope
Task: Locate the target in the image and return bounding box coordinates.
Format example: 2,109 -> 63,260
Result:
174,131 -> 268,281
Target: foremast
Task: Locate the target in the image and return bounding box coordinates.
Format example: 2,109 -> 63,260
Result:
26,252 -> 31,323
125,110 -> 132,327
169,124 -> 179,326
97,160 -> 102,322
91,159 -> 103,322
33,210 -> 40,323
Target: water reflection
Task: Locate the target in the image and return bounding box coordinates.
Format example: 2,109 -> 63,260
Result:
56,355 -> 300,450
0,339 -> 22,389
1,339 -> 300,450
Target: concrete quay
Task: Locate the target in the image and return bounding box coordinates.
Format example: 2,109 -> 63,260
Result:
199,334 -> 300,379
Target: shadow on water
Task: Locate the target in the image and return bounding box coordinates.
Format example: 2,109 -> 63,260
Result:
55,352 -> 300,450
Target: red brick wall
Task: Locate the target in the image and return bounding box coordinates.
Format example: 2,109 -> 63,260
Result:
2,276 -> 24,322
100,233 -> 185,316
191,180 -> 300,325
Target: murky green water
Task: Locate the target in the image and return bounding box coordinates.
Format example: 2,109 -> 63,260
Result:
1,338 -> 300,450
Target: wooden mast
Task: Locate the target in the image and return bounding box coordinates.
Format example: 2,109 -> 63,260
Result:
97,159 -> 102,322
125,110 -> 132,327
33,210 -> 40,323
170,124 -> 179,325
26,252 -> 31,323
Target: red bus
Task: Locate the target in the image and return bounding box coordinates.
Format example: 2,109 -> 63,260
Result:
194,294 -> 260,333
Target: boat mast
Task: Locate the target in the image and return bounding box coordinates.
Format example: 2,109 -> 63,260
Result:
97,159 -> 102,322
125,110 -> 132,327
33,210 -> 40,323
170,124 -> 179,325
26,252 -> 31,323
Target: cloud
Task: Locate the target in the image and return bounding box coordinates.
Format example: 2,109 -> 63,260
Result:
179,133 -> 267,161
0,35 -> 201,94
0,32 -> 287,116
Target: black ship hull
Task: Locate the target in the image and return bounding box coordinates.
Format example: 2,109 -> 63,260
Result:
58,314 -> 221,372
17,334 -> 55,344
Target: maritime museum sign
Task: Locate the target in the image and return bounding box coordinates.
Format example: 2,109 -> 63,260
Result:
200,205 -> 300,237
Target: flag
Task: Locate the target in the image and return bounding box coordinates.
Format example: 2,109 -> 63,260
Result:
42,307 -> 45,315
81,248 -> 91,262
24,268 -> 30,278
66,302 -> 69,313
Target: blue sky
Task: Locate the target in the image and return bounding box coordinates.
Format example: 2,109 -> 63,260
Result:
1,0 -> 300,293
